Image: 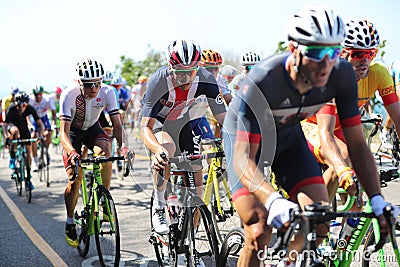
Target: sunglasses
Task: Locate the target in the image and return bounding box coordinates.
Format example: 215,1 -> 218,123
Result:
82,81 -> 102,89
297,44 -> 342,62
244,65 -> 254,72
344,48 -> 377,61
18,103 -> 28,108
171,67 -> 198,77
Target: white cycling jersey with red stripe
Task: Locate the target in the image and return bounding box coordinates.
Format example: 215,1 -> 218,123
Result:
60,82 -> 119,130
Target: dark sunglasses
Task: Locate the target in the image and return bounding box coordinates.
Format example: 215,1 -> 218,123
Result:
171,67 -> 198,77
344,48 -> 377,61
82,81 -> 102,89
297,44 -> 342,62
244,65 -> 254,72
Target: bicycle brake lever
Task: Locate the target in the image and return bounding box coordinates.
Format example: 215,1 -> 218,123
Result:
123,151 -> 134,177
70,158 -> 80,181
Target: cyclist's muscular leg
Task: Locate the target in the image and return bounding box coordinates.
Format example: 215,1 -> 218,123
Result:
234,194 -> 272,267
93,139 -> 112,189
64,167 -> 83,218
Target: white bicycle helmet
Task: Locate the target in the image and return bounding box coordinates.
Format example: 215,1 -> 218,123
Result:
342,19 -> 380,49
240,52 -> 261,65
287,5 -> 345,45
76,58 -> 104,81
103,71 -> 113,83
111,73 -> 123,85
167,40 -> 202,68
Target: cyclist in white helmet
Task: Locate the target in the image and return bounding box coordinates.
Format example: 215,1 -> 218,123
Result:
223,6 -> 398,267
60,58 -> 133,248
29,84 -> 57,171
229,51 -> 261,97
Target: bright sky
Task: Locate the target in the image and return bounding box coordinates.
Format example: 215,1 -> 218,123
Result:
1,0 -> 399,98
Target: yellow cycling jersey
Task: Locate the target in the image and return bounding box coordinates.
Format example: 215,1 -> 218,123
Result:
357,61 -> 397,107
2,95 -> 13,112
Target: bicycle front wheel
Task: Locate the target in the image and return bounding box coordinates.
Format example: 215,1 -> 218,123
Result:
94,185 -> 120,267
75,186 -> 91,257
219,227 -> 244,267
24,158 -> 32,203
188,198 -> 219,266
362,225 -> 396,267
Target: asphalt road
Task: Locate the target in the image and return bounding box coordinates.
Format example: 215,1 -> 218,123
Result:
0,134 -> 399,267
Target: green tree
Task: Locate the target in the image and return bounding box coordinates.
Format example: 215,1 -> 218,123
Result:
275,41 -> 288,54
117,45 -> 166,86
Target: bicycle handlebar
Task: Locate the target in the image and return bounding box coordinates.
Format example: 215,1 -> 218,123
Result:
361,118 -> 383,124
267,203 -> 396,257
70,152 -> 134,181
168,151 -> 225,164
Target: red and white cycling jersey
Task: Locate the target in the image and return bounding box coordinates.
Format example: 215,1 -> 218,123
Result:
60,82 -> 119,130
29,93 -> 56,118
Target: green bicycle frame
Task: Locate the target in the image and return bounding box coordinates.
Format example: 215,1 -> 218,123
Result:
79,162 -> 115,236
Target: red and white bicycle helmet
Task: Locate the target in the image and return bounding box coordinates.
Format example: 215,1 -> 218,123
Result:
167,40 -> 201,68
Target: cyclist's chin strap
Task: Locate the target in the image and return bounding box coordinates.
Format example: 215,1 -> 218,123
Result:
293,52 -> 312,86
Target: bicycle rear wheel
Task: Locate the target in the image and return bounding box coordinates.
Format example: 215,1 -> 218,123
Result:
24,158 -> 32,203
219,227 -> 244,266
94,185 -> 120,267
189,198 -> 219,266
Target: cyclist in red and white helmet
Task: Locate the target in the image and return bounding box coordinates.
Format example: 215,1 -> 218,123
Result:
140,40 -> 226,250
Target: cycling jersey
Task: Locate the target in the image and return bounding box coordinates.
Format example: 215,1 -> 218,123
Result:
142,66 -> 226,123
5,103 -> 40,139
216,73 -> 231,97
49,92 -> 60,113
223,52 -> 360,199
303,61 -> 397,163
29,93 -> 56,118
60,82 -> 119,131
2,95 -> 13,114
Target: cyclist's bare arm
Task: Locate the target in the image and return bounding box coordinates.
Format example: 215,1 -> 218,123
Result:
342,125 -> 381,197
36,119 -> 45,137
317,113 -> 350,171
233,139 -> 278,206
109,113 -> 126,148
140,116 -> 168,170
60,120 -> 75,155
214,112 -> 226,125
384,101 -> 400,137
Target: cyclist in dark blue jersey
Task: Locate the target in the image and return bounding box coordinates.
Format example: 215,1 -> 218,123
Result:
223,5 -> 398,267
140,40 -> 226,239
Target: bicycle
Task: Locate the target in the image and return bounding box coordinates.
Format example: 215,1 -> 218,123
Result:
219,199 -> 400,267
149,152 -> 219,266
10,138 -> 37,203
201,138 -> 241,245
72,152 -> 133,267
37,137 -> 50,187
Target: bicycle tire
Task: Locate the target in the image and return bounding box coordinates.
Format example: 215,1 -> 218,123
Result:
45,145 -> 50,187
362,226 -> 391,267
188,198 -> 219,266
75,186 -> 91,257
209,176 -> 241,245
14,170 -> 22,196
24,157 -> 32,203
37,141 -> 44,182
94,185 -> 120,267
219,227 -> 244,266
114,159 -> 125,180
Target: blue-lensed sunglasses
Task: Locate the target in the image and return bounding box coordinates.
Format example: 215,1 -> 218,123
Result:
297,45 -> 342,62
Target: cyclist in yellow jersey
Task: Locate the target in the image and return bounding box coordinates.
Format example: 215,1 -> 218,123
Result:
2,86 -> 19,121
301,19 -> 400,201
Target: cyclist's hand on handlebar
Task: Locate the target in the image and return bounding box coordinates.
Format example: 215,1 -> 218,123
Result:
152,149 -> 169,171
68,150 -> 80,166
337,167 -> 357,196
118,147 -> 133,160
371,194 -> 399,236
265,192 -> 299,230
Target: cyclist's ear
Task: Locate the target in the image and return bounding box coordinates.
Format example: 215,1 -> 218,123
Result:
288,41 -> 296,52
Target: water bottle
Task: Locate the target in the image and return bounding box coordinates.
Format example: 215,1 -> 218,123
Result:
329,220 -> 342,248
167,194 -> 180,224
339,218 -> 359,249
